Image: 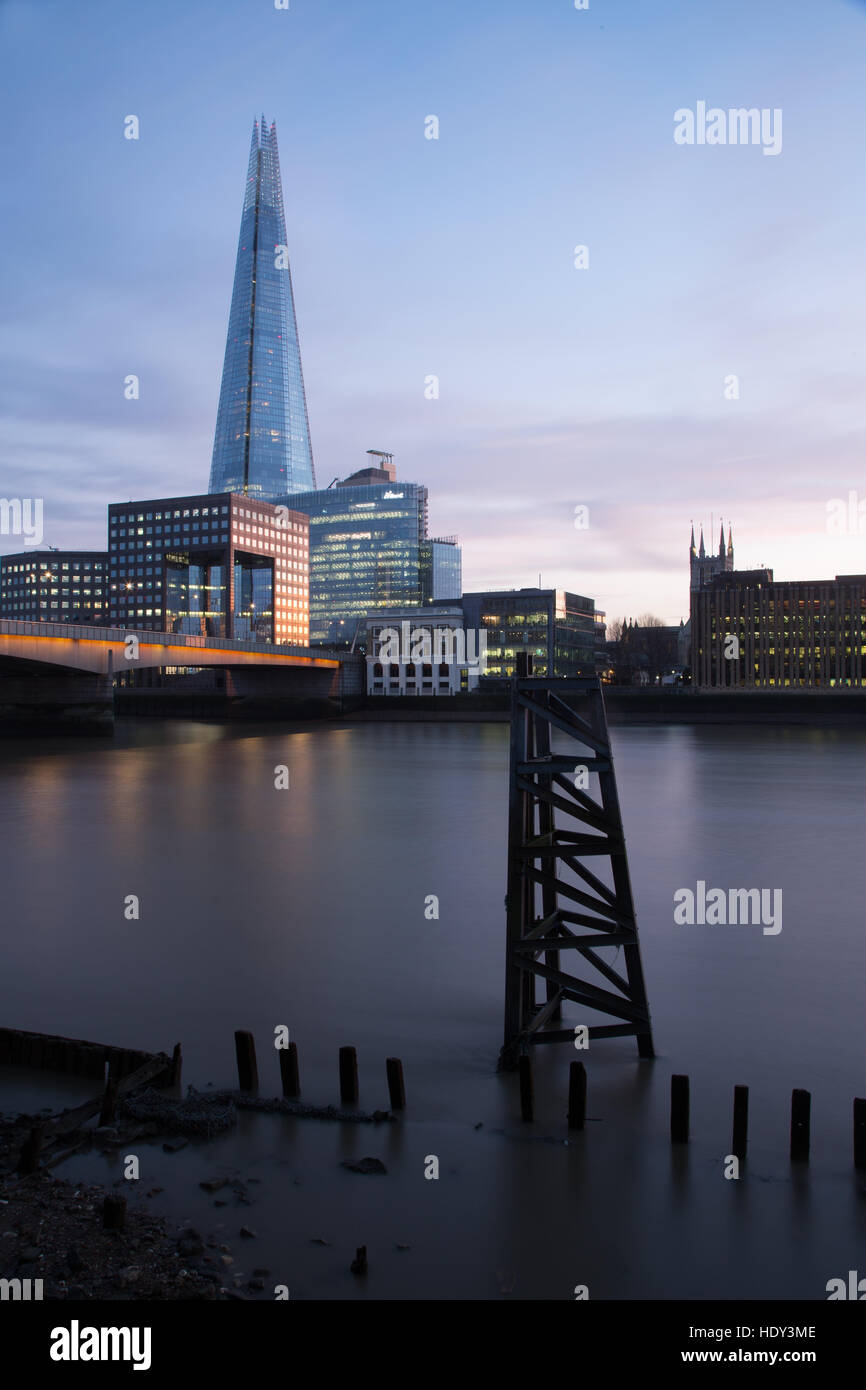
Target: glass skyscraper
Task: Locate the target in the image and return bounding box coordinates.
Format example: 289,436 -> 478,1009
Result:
209,117 -> 316,502
290,467 -> 429,646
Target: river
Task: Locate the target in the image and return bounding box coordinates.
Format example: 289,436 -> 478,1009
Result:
1,718 -> 864,1299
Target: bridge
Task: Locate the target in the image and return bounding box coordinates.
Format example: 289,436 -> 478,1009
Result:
0,619 -> 340,675
0,620 -> 351,727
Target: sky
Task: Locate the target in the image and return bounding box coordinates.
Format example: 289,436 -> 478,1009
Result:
1,0 -> 865,625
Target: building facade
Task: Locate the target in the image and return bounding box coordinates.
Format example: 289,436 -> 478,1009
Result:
365,605 -> 481,695
0,552 -> 108,624
107,493 -> 308,644
459,588 -> 603,681
290,465 -> 429,646
209,117 -> 316,502
690,568 -> 866,688
421,537 -> 462,602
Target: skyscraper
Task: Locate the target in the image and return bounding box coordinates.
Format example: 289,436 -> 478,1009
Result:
209,117 -> 316,502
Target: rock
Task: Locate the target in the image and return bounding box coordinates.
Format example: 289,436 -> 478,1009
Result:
163,1139 -> 188,1154
248,1278 -> 265,1292
220,1254 -> 233,1267
310,1237 -> 331,1246
350,1245 -> 367,1275
199,1177 -> 227,1192
396,1243 -> 411,1250
177,1229 -> 204,1258
239,1227 -> 256,1239
341,1157 -> 387,1175
214,1200 -> 227,1208
252,1267 -> 270,1277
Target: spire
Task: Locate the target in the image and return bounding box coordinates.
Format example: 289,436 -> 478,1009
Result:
209,116 -> 316,500
719,521 -> 725,557
690,523 -> 696,556
698,526 -> 706,558
727,524 -> 733,557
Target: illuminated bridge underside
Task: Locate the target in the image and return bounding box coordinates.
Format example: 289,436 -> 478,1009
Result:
0,621 -> 340,676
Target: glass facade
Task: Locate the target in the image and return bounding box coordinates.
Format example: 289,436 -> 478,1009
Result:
290,477 -> 429,645
0,552 -> 108,624
460,588 -> 598,679
421,537 -> 462,602
209,117 -> 316,502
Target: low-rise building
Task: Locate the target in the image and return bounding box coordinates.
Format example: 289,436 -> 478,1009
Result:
365,605 -> 482,695
0,551 -> 109,624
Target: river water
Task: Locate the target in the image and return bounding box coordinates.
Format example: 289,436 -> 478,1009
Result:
1,718 -> 864,1300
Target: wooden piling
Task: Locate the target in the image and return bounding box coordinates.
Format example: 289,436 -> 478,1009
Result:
169,1043 -> 183,1089
385,1057 -> 406,1111
279,1042 -> 300,1099
567,1060 -> 587,1131
518,1054 -> 534,1122
670,1074 -> 689,1143
234,1030 -> 259,1093
102,1195 -> 126,1230
339,1046 -> 359,1104
732,1084 -> 749,1158
854,1098 -> 866,1169
99,1078 -> 119,1127
16,1124 -> 43,1177
790,1088 -> 810,1161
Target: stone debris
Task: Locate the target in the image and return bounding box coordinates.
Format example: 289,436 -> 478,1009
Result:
340,1157 -> 387,1175
0,1173 -> 225,1300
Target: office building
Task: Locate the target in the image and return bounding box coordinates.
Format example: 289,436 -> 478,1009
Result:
691,568 -> 866,688
0,552 -> 108,624
107,493 -> 308,644
290,463 -> 429,646
365,605 -> 481,695
459,588 -> 603,680
421,536 -> 462,602
209,117 -> 316,502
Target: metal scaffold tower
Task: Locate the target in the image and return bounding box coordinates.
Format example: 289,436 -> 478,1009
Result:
500,663 -> 654,1068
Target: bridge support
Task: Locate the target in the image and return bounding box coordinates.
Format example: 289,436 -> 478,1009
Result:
0,666 -> 113,732
500,664 -> 654,1069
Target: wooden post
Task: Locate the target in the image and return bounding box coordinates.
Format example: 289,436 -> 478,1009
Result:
339,1046 -> 359,1104
16,1124 -> 43,1176
234,1030 -> 259,1092
386,1057 -> 406,1110
518,1054 -> 534,1122
854,1098 -> 866,1169
670,1074 -> 689,1143
169,1043 -> 183,1089
279,1042 -> 300,1099
99,1077 -> 119,1126
732,1084 -> 749,1159
567,1060 -> 586,1131
790,1088 -> 810,1161
102,1195 -> 126,1230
